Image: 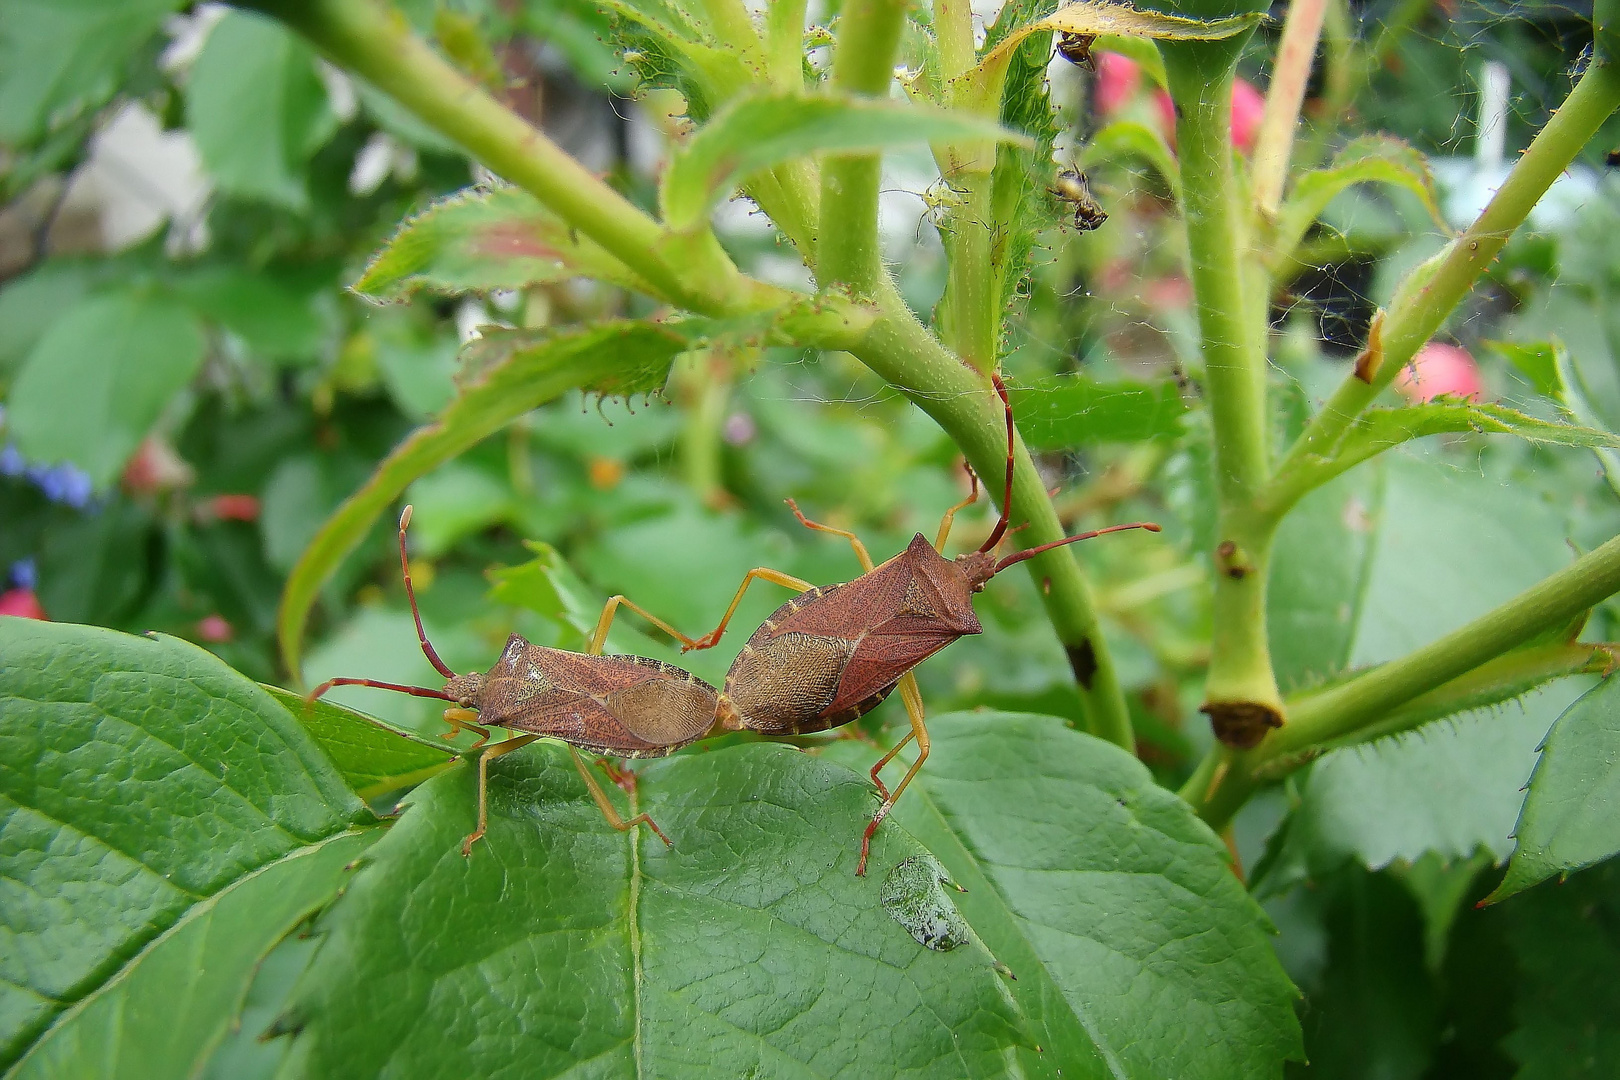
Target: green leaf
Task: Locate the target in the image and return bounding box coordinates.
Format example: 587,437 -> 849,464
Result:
1314,400 -> 1620,492
1270,135 -> 1445,266
0,261 -> 93,375
1009,375 -> 1187,449
1253,681 -> 1587,899
0,620 -> 372,1069
186,10 -> 337,211
276,320 -> 689,678
270,741 -> 1031,1076
262,685 -> 458,801
956,2 -> 1264,111
0,0 -> 179,145
840,713 -> 1303,1077
6,291 -> 206,488
1500,857 -> 1620,1074
1488,677 -> 1620,903
660,93 -> 1030,231
10,832 -> 376,1080
1293,866 -> 1439,1080
176,266 -> 334,365
1269,455 -> 1576,691
353,185 -> 654,300
1076,120 -> 1180,199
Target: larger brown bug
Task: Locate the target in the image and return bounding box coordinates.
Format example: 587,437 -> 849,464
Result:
308,506 -> 721,854
686,375 -> 1160,873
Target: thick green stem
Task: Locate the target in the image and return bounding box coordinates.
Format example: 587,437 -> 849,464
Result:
1188,534 -> 1620,828
1164,39 -> 1283,736
851,285 -> 1136,748
818,0 -> 908,292
1273,57 -> 1620,498
938,174 -> 998,373
245,0 -> 754,314
933,0 -> 975,81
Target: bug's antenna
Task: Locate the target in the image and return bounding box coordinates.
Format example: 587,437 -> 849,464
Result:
993,522 -> 1161,575
306,676 -> 455,705
399,505 -> 455,679
977,373 -> 1016,554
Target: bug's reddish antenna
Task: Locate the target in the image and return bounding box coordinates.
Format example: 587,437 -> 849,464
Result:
399,504 -> 455,679
306,676 -> 454,703
976,372 -> 1017,554
993,521 -> 1162,575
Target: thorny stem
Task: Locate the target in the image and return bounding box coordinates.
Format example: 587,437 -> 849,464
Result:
243,0 -> 762,316
1187,534 -> 1620,829
1271,56 -> 1620,509
819,0 -> 910,292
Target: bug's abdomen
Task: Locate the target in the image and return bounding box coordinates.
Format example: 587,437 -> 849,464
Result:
723,630 -> 879,735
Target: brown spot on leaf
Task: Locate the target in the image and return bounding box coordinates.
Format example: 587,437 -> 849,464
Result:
1067,638 -> 1098,689
476,221 -> 568,262
1201,700 -> 1284,749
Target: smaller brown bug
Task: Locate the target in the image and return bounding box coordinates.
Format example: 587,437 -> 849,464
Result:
1056,32 -> 1097,70
1052,169 -> 1108,232
307,506 -> 722,854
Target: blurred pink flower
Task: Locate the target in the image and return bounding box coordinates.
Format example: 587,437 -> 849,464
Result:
0,588 -> 47,620
1152,77 -> 1266,155
197,614 -> 234,643
1095,52 -> 1141,116
1395,342 -> 1484,403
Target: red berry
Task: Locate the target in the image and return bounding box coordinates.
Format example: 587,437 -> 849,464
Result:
0,588 -> 47,620
1395,342 -> 1484,403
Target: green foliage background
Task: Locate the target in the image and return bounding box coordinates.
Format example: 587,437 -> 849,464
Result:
3,0 -> 1620,1076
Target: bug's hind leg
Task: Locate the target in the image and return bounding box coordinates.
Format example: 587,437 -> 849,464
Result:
857,673 -> 930,877
461,734 -> 540,856
570,746 -> 671,846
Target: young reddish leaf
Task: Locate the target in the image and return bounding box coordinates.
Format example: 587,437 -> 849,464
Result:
353,185 -> 656,301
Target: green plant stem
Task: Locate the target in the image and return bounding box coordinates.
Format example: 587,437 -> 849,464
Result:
1186,533 -> 1620,828
938,173 -> 998,373
1164,41 -> 1281,720
933,0 -> 976,81
765,0 -> 809,87
851,284 -> 1136,749
1272,57 -> 1620,506
1250,0 -> 1327,219
244,0 -> 755,315
817,0 -> 908,292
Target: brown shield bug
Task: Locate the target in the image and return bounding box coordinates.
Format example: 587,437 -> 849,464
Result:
307,506 -> 722,855
686,375 -> 1160,873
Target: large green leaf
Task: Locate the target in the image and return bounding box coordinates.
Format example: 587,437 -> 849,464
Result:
186,10 -> 338,211
0,620 -> 373,1070
837,713 -> 1303,1078
268,741 -> 1031,1077
276,320 -> 689,677
1500,858 -> 1620,1075
0,0 -> 179,146
352,185 -> 655,300
6,291 -> 206,489
1269,135 -> 1445,266
660,93 -> 1029,231
1252,682 -> 1587,900
1268,455 -> 1573,691
1009,375 -> 1187,449
1488,677 -> 1620,903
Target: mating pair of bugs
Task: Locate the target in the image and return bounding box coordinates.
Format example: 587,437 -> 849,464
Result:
310,375 -> 1158,875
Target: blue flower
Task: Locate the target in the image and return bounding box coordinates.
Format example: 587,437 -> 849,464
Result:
9,558 -> 36,590
0,444 -> 23,477
29,462 -> 94,508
